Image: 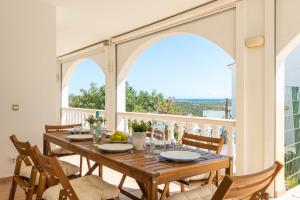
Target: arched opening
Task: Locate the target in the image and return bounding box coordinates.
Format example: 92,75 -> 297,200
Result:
277,34 -> 300,190
117,33 -> 235,119
61,58 -> 105,125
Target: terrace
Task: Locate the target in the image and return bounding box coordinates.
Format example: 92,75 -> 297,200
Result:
1,0 -> 300,199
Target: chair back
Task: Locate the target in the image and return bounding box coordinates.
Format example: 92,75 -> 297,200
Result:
212,161 -> 283,200
45,124 -> 82,133
182,133 -> 224,153
10,135 -> 47,199
32,146 -> 79,200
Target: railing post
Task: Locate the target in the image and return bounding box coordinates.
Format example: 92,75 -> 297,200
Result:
226,126 -> 234,157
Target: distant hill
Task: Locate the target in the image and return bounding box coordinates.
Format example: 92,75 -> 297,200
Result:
174,99 -> 228,103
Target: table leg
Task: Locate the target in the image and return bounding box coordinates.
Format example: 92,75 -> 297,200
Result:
98,164 -> 103,178
225,158 -> 233,176
147,178 -> 158,200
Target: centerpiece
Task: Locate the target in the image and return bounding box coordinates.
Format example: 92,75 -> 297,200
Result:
129,120 -> 147,150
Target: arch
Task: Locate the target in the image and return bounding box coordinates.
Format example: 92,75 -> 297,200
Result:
61,58 -> 105,108
117,32 -> 234,85
62,58 -> 105,89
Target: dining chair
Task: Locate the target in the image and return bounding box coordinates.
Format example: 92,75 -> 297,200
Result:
9,135 -> 81,200
179,133 -> 224,190
32,145 -> 120,200
167,161 -> 283,200
45,124 -> 91,176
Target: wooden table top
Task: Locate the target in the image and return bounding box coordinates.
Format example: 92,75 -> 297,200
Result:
44,132 -> 232,184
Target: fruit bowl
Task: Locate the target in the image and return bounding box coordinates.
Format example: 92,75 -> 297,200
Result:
108,130 -> 129,143
108,139 -> 128,143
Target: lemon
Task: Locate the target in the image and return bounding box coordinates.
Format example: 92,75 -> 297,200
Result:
114,130 -> 123,136
121,134 -> 128,141
111,135 -> 122,141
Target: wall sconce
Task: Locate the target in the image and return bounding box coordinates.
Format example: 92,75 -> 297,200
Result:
245,35 -> 265,48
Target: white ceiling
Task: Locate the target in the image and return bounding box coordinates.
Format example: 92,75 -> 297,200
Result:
55,0 -> 213,56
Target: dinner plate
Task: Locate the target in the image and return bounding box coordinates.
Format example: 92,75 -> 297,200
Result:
102,130 -> 114,135
160,150 -> 200,162
67,128 -> 90,134
66,134 -> 93,141
97,144 -> 133,153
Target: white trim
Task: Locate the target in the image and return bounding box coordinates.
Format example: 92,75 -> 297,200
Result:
112,0 -> 239,44
264,0 -> 278,196
58,42 -> 107,63
235,0 -> 246,175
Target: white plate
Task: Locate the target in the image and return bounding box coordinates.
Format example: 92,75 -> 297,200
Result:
67,128 -> 90,133
102,130 -> 114,135
97,144 -> 133,153
160,151 -> 200,162
66,134 -> 93,141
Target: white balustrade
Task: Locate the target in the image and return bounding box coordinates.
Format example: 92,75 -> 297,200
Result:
117,111 -> 236,162
61,108 -> 106,128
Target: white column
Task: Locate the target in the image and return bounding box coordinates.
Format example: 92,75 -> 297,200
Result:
117,80 -> 126,131
61,86 -> 69,108
105,41 -> 117,130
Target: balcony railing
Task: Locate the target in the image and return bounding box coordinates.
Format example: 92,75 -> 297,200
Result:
61,107 -> 106,128
61,108 -> 236,159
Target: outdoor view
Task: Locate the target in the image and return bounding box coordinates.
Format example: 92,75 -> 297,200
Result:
68,34 -> 235,119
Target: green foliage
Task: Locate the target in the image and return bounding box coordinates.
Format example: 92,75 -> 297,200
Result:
128,120 -> 148,132
69,82 -> 227,118
69,83 -> 105,109
69,82 -> 173,113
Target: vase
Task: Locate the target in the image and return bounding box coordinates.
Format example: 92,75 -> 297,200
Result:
132,132 -> 146,150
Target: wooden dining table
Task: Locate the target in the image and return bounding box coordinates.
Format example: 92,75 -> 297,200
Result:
43,132 -> 233,200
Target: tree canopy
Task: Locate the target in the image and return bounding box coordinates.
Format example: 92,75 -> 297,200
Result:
69,82 -> 176,113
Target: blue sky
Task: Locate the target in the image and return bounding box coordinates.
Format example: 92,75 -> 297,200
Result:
69,34 -> 234,99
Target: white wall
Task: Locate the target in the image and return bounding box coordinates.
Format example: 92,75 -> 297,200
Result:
0,0 -> 57,177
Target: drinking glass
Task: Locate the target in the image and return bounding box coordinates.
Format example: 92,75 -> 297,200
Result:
74,126 -> 82,134
143,138 -> 154,158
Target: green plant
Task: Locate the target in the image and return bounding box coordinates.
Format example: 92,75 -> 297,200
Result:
85,115 -> 97,125
129,120 -> 148,132
85,115 -> 106,125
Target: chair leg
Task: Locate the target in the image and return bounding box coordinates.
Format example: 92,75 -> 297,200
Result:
118,174 -> 126,189
160,182 -> 170,200
26,188 -> 35,200
79,155 -> 83,176
86,158 -> 91,170
180,183 -> 185,192
9,178 -> 17,200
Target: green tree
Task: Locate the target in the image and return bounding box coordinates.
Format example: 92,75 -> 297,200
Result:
69,83 -> 105,109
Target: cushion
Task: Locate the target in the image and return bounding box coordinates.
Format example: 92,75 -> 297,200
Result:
51,147 -> 74,155
42,175 -> 120,200
183,173 -> 209,182
20,160 -> 80,184
167,184 -> 217,200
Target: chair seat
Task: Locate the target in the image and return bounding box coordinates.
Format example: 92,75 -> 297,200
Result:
183,173 -> 209,182
167,184 -> 217,200
20,160 -> 80,184
42,175 -> 120,200
51,147 -> 74,155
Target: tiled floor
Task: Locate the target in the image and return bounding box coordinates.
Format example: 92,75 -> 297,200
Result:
274,186 -> 300,200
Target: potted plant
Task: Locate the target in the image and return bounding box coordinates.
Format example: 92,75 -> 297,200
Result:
129,120 -> 147,150
85,115 -> 97,131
